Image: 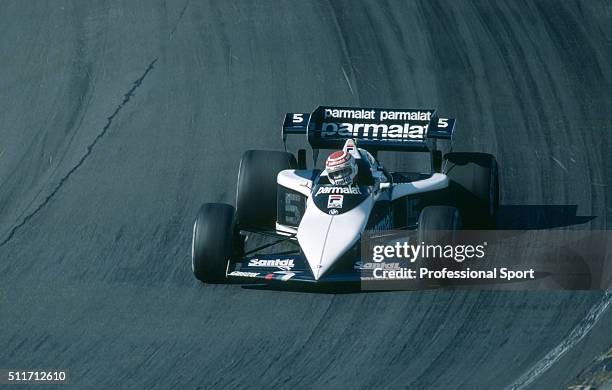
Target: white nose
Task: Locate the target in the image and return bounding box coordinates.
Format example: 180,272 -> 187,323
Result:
297,196 -> 373,280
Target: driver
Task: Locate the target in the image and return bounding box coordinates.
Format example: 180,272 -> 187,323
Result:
325,147 -> 358,186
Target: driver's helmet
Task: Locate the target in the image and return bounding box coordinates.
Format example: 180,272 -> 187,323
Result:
325,149 -> 358,185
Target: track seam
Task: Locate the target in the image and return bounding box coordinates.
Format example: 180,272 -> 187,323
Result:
169,0 -> 191,38
0,58 -> 159,248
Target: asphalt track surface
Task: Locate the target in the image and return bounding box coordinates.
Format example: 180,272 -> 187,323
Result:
0,1 -> 611,389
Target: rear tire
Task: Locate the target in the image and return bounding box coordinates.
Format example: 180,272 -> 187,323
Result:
444,152 -> 499,228
192,203 -> 236,283
236,150 -> 296,230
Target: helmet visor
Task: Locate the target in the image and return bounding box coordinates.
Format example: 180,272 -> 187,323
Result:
329,167 -> 352,181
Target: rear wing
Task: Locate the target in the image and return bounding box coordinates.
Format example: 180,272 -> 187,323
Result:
282,106 -> 455,152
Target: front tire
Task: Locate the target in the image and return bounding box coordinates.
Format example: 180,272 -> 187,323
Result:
191,203 -> 236,283
417,206 -> 462,287
235,150 -> 296,230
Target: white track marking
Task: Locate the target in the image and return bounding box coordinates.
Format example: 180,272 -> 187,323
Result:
341,66 -> 355,98
551,156 -> 568,173
507,289 -> 612,389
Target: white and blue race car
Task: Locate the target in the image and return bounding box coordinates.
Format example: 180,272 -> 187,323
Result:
191,106 -> 498,286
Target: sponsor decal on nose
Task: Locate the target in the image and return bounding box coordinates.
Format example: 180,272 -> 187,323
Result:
327,194 -> 344,209
315,186 -> 362,196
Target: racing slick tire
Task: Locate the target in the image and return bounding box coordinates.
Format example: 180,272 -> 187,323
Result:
192,203 -> 236,283
236,150 -> 297,230
444,152 -> 499,228
417,206 -> 462,243
417,206 -> 462,288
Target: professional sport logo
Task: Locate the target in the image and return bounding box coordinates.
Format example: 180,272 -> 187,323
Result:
327,194 -> 344,209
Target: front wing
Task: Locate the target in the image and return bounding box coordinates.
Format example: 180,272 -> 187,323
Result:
226,255 -> 364,284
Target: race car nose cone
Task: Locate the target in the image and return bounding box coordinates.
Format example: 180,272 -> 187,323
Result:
312,264 -> 325,281
311,255 -> 335,281
297,207 -> 333,280
298,196 -> 372,280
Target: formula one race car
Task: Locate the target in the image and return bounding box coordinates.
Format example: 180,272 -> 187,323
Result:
191,106 -> 498,285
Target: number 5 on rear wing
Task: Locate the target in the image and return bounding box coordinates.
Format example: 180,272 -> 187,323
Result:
282,113 -> 311,138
